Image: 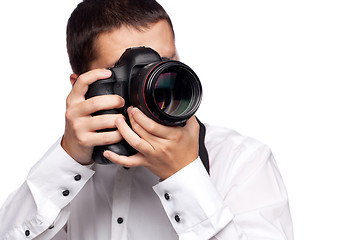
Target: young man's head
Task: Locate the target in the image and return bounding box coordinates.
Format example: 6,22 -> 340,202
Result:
67,0 -> 175,75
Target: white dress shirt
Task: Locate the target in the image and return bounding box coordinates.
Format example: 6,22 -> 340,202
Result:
0,123 -> 293,240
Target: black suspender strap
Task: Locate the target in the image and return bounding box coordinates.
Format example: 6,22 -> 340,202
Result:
196,118 -> 210,175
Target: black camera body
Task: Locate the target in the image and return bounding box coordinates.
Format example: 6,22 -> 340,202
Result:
85,47 -> 202,164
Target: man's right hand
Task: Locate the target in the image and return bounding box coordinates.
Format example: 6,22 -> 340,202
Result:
61,69 -> 125,165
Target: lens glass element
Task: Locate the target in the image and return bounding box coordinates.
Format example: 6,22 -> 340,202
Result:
154,71 -> 193,117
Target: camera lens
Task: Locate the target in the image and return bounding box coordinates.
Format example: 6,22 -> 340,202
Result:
154,70 -> 193,117
131,60 -> 202,125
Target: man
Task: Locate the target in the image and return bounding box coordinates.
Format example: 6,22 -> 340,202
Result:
0,0 -> 293,239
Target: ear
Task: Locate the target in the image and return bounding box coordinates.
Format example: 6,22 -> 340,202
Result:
70,73 -> 79,86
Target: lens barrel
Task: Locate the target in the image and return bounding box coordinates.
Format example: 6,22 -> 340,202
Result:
130,60 -> 202,125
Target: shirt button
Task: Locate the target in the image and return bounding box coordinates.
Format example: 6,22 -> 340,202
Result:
62,190 -> 70,196
49,225 -> 54,229
117,217 -> 124,224
175,215 -> 181,223
74,174 -> 82,181
25,230 -> 30,236
164,193 -> 170,200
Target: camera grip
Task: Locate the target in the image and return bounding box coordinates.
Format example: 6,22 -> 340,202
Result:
92,141 -> 137,164
86,78 -> 137,164
92,111 -> 137,164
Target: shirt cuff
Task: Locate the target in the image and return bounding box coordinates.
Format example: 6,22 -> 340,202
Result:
153,158 -> 234,239
26,138 -> 95,231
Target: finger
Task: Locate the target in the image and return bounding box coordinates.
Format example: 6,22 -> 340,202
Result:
115,117 -> 153,153
129,107 -> 173,138
103,151 -> 145,168
93,131 -> 123,146
75,95 -> 124,117
127,107 -> 158,141
86,114 -> 125,132
80,131 -> 122,148
67,69 -> 112,105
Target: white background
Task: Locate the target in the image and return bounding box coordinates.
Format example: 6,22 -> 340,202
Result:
0,0 -> 359,239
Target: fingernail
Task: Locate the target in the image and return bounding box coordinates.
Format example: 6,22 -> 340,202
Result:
130,107 -> 137,114
119,97 -> 125,106
103,151 -> 110,158
104,69 -> 112,76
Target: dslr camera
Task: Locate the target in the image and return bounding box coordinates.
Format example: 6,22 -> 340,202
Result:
85,47 -> 202,164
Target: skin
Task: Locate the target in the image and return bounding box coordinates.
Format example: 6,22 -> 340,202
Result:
61,20 -> 199,180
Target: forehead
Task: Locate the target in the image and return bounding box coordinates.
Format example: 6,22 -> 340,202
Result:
90,20 -> 176,70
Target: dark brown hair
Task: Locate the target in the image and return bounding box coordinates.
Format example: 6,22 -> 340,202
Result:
66,0 -> 174,74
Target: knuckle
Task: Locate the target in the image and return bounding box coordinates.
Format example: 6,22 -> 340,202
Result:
68,121 -> 87,144
147,123 -> 159,133
132,140 -> 143,150
172,130 -> 183,141
102,133 -> 115,145
131,122 -> 141,133
158,144 -> 170,154
89,98 -> 101,111
71,120 -> 82,132
77,135 -> 89,147
65,108 -> 77,122
98,115 -> 110,127
65,109 -> 72,120
94,69 -> 106,78
76,74 -> 86,84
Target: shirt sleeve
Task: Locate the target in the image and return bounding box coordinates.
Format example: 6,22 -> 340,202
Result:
153,158 -> 234,239
153,146 -> 293,240
0,138 -> 95,240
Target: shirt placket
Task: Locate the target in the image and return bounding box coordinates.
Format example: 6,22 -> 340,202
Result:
111,167 -> 134,240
